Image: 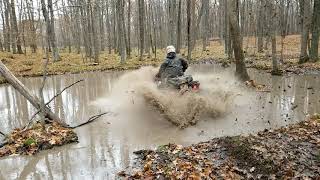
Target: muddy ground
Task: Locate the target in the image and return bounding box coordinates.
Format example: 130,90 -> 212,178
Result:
120,115 -> 320,179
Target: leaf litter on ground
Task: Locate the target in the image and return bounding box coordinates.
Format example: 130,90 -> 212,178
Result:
119,114 -> 320,179
0,122 -> 78,157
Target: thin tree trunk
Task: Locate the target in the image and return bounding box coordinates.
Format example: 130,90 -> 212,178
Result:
202,0 -> 209,51
187,0 -> 192,61
257,0 -> 264,52
299,0 -> 311,63
310,0 -> 320,61
176,0 -> 182,53
10,0 -> 23,54
26,0 -> 37,53
127,0 -> 131,58
224,0 -> 232,58
0,0 -> 9,52
228,0 -> 250,81
117,0 -> 126,63
270,1 -> 279,74
138,0 -> 145,60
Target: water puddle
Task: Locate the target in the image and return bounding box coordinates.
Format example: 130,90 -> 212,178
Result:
0,64 -> 319,179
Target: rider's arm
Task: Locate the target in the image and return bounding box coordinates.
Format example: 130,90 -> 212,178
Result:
181,58 -> 188,72
156,60 -> 169,78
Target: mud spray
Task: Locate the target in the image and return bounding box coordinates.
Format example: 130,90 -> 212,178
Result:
105,66 -> 243,128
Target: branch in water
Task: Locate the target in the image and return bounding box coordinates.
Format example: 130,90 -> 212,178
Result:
46,79 -> 84,105
0,141 -> 8,148
0,131 -> 5,136
25,79 -> 85,129
70,112 -> 109,129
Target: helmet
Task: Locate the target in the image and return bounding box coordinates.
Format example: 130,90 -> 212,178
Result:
166,45 -> 176,54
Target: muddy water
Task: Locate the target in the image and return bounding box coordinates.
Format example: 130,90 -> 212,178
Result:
0,65 -> 319,179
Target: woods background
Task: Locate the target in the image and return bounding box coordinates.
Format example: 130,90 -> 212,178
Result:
0,0 -> 319,65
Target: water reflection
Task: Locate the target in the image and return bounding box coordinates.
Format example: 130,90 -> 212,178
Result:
0,65 -> 319,179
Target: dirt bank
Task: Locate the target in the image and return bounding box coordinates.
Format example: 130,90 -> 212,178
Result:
119,114 -> 320,179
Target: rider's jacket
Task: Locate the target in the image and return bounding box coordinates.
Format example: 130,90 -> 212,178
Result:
158,53 -> 188,79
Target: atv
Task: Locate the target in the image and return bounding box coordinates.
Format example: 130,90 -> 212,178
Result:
155,75 -> 200,94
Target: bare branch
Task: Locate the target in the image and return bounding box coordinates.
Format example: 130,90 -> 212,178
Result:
25,79 -> 85,129
70,112 -> 109,129
0,141 -> 8,148
46,79 -> 84,105
0,131 -> 5,137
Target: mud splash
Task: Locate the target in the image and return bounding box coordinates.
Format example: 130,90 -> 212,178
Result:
106,67 -> 242,128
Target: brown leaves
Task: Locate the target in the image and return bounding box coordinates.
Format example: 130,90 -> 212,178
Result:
121,116 -> 320,179
0,122 -> 78,157
245,80 -> 270,92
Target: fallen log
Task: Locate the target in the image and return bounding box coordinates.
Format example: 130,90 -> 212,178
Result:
0,60 -> 66,126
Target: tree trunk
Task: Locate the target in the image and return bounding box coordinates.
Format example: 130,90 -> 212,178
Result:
1,0 -> 10,52
202,0 -> 209,51
270,1 -> 279,74
10,0 -> 23,54
48,0 -> 60,62
5,0 -> 16,53
228,0 -> 250,81
151,1 -> 157,59
138,0 -> 145,60
176,0 -> 182,53
224,0 -> 232,58
310,0 -> 320,61
299,0 -> 311,63
92,2 -> 100,63
187,0 -> 192,61
41,0 -> 60,62
127,0 -> 131,58
26,0 -> 37,53
257,0 -> 264,52
117,0 -> 126,63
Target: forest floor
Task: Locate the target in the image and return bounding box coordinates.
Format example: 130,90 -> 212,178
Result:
0,122 -> 78,157
0,35 -> 319,84
119,114 -> 320,179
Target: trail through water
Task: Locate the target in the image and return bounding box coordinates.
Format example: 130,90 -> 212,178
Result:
0,64 -> 319,179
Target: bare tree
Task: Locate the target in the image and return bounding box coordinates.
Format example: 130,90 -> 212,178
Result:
176,0 -> 182,53
26,0 -> 37,53
269,0 -> 280,74
299,0 -> 311,63
310,0 -> 320,61
228,0 -> 250,81
138,0 -> 145,60
117,0 -> 126,63
202,0 -> 209,51
187,0 -> 192,61
41,0 -> 61,62
257,0 -> 264,53
127,0 -> 131,58
10,0 -> 23,54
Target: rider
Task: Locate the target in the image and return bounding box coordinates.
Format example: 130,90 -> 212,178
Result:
155,45 -> 188,83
